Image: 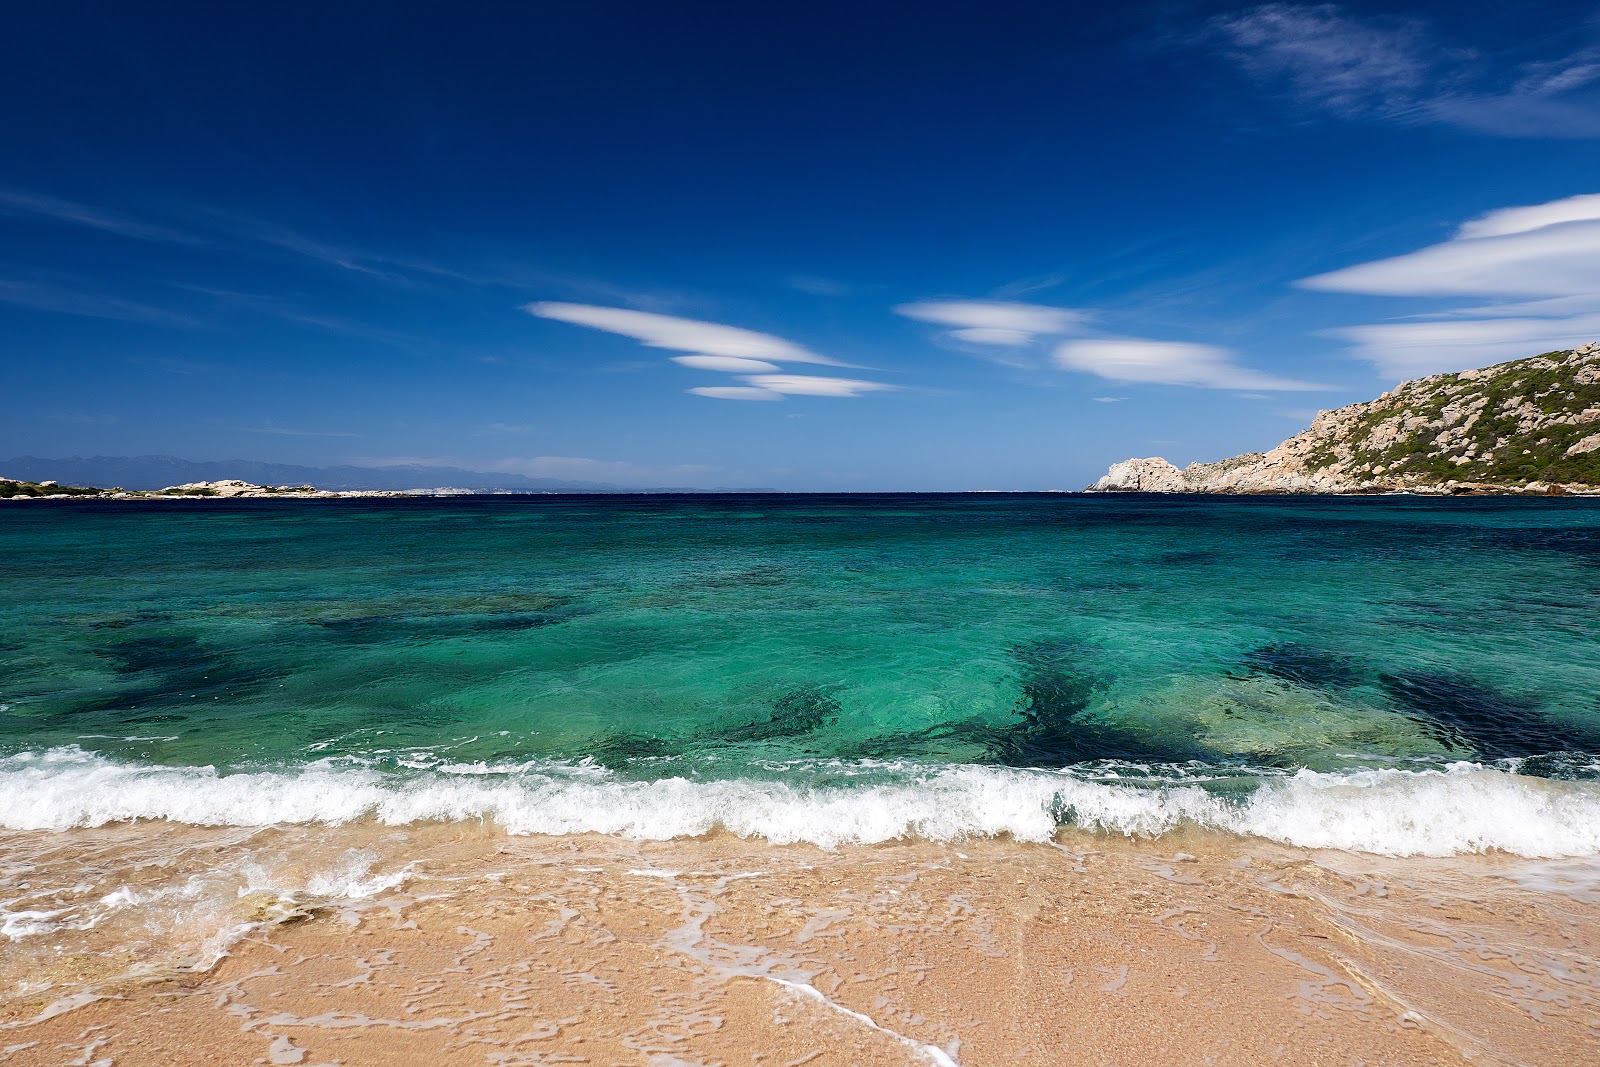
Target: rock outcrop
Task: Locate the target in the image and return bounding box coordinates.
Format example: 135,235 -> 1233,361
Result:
161,480 -> 320,497
1088,342 -> 1600,495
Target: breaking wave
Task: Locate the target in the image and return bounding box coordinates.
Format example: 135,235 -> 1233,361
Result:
3,748 -> 1599,858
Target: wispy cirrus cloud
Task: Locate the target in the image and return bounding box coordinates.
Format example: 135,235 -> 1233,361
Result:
0,279 -> 197,326
894,299 -> 1087,346
1300,192 -> 1600,377
0,188 -> 469,288
1205,4 -> 1600,137
0,189 -> 200,244
1206,4 -> 1435,119
528,301 -> 897,401
1053,338 -> 1326,391
178,285 -> 421,348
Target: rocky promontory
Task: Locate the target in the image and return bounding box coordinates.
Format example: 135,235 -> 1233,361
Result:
1088,342 -> 1600,495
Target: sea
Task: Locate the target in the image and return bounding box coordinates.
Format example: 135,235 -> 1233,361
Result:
3,492 -> 1598,857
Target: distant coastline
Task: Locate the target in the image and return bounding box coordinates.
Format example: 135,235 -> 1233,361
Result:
0,477 -> 493,501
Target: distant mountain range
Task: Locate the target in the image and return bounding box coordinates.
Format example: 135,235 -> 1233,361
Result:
0,455 -> 737,493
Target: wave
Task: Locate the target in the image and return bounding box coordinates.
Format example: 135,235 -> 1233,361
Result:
2,748 -> 1598,857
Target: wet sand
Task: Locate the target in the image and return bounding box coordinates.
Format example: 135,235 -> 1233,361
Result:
1,826 -> 1596,1066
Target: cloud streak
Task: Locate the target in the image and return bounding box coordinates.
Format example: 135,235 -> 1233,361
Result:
0,279 -> 197,326
530,301 -> 898,400
1053,338 -> 1326,390
528,302 -> 851,367
670,354 -> 781,372
1205,4 -> 1600,137
688,386 -> 784,401
895,299 -> 1087,346
0,189 -> 199,244
1208,3 -> 1432,120
1300,192 -> 1600,378
744,374 -> 896,397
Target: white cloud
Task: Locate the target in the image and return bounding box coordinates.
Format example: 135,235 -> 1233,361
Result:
1052,338 -> 1325,391
1454,192 -> 1600,239
1327,315 -> 1600,380
527,302 -> 849,366
894,299 -> 1086,345
743,374 -> 897,398
1208,3 -> 1430,119
1300,193 -> 1600,378
1301,215 -> 1600,299
671,354 -> 781,373
528,301 -> 898,399
1206,5 -> 1600,138
1091,396 -> 1127,403
688,386 -> 783,401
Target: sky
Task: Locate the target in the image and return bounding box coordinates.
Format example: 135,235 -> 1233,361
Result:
3,1 -> 1599,491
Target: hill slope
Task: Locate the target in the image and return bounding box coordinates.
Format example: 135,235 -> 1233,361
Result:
1088,342 -> 1600,495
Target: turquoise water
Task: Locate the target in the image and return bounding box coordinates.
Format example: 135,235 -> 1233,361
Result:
3,493 -> 1600,854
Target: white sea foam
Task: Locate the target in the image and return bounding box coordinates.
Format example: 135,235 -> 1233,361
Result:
1,748 -> 1598,858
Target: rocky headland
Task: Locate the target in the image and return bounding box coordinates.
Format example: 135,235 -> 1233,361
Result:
1088,341 -> 1600,495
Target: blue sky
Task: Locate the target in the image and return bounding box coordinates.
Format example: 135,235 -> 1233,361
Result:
3,1 -> 1599,490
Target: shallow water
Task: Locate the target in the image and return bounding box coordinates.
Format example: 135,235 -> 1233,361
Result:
1,825 -> 1596,1067
2,493 -> 1599,856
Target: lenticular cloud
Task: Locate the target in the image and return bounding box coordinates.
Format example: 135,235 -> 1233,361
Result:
529,301 -> 895,400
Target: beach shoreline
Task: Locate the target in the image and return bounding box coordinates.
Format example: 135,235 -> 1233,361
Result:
2,825 -> 1595,1066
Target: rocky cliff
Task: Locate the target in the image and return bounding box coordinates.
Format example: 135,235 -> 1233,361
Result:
1088,342 -> 1600,495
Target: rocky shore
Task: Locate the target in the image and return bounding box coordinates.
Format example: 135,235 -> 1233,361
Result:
1088,341 -> 1600,495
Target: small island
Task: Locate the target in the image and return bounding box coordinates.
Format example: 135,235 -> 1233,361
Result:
1089,341 -> 1600,495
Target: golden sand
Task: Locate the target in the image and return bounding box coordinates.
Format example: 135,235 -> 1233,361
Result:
1,825 -> 1596,1066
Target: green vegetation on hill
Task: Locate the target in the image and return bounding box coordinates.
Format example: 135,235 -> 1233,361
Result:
0,479 -> 105,498
1329,347 -> 1600,487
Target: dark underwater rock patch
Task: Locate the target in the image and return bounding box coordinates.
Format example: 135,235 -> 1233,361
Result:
1480,526 -> 1600,568
311,609 -> 571,643
985,639 -> 1202,767
1239,642 -> 1364,691
682,565 -> 790,589
725,686 -> 841,742
583,730 -> 681,768
1380,670 -> 1600,759
65,624 -> 279,717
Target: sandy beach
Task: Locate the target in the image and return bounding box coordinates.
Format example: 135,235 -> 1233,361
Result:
2,825 -> 1595,1067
